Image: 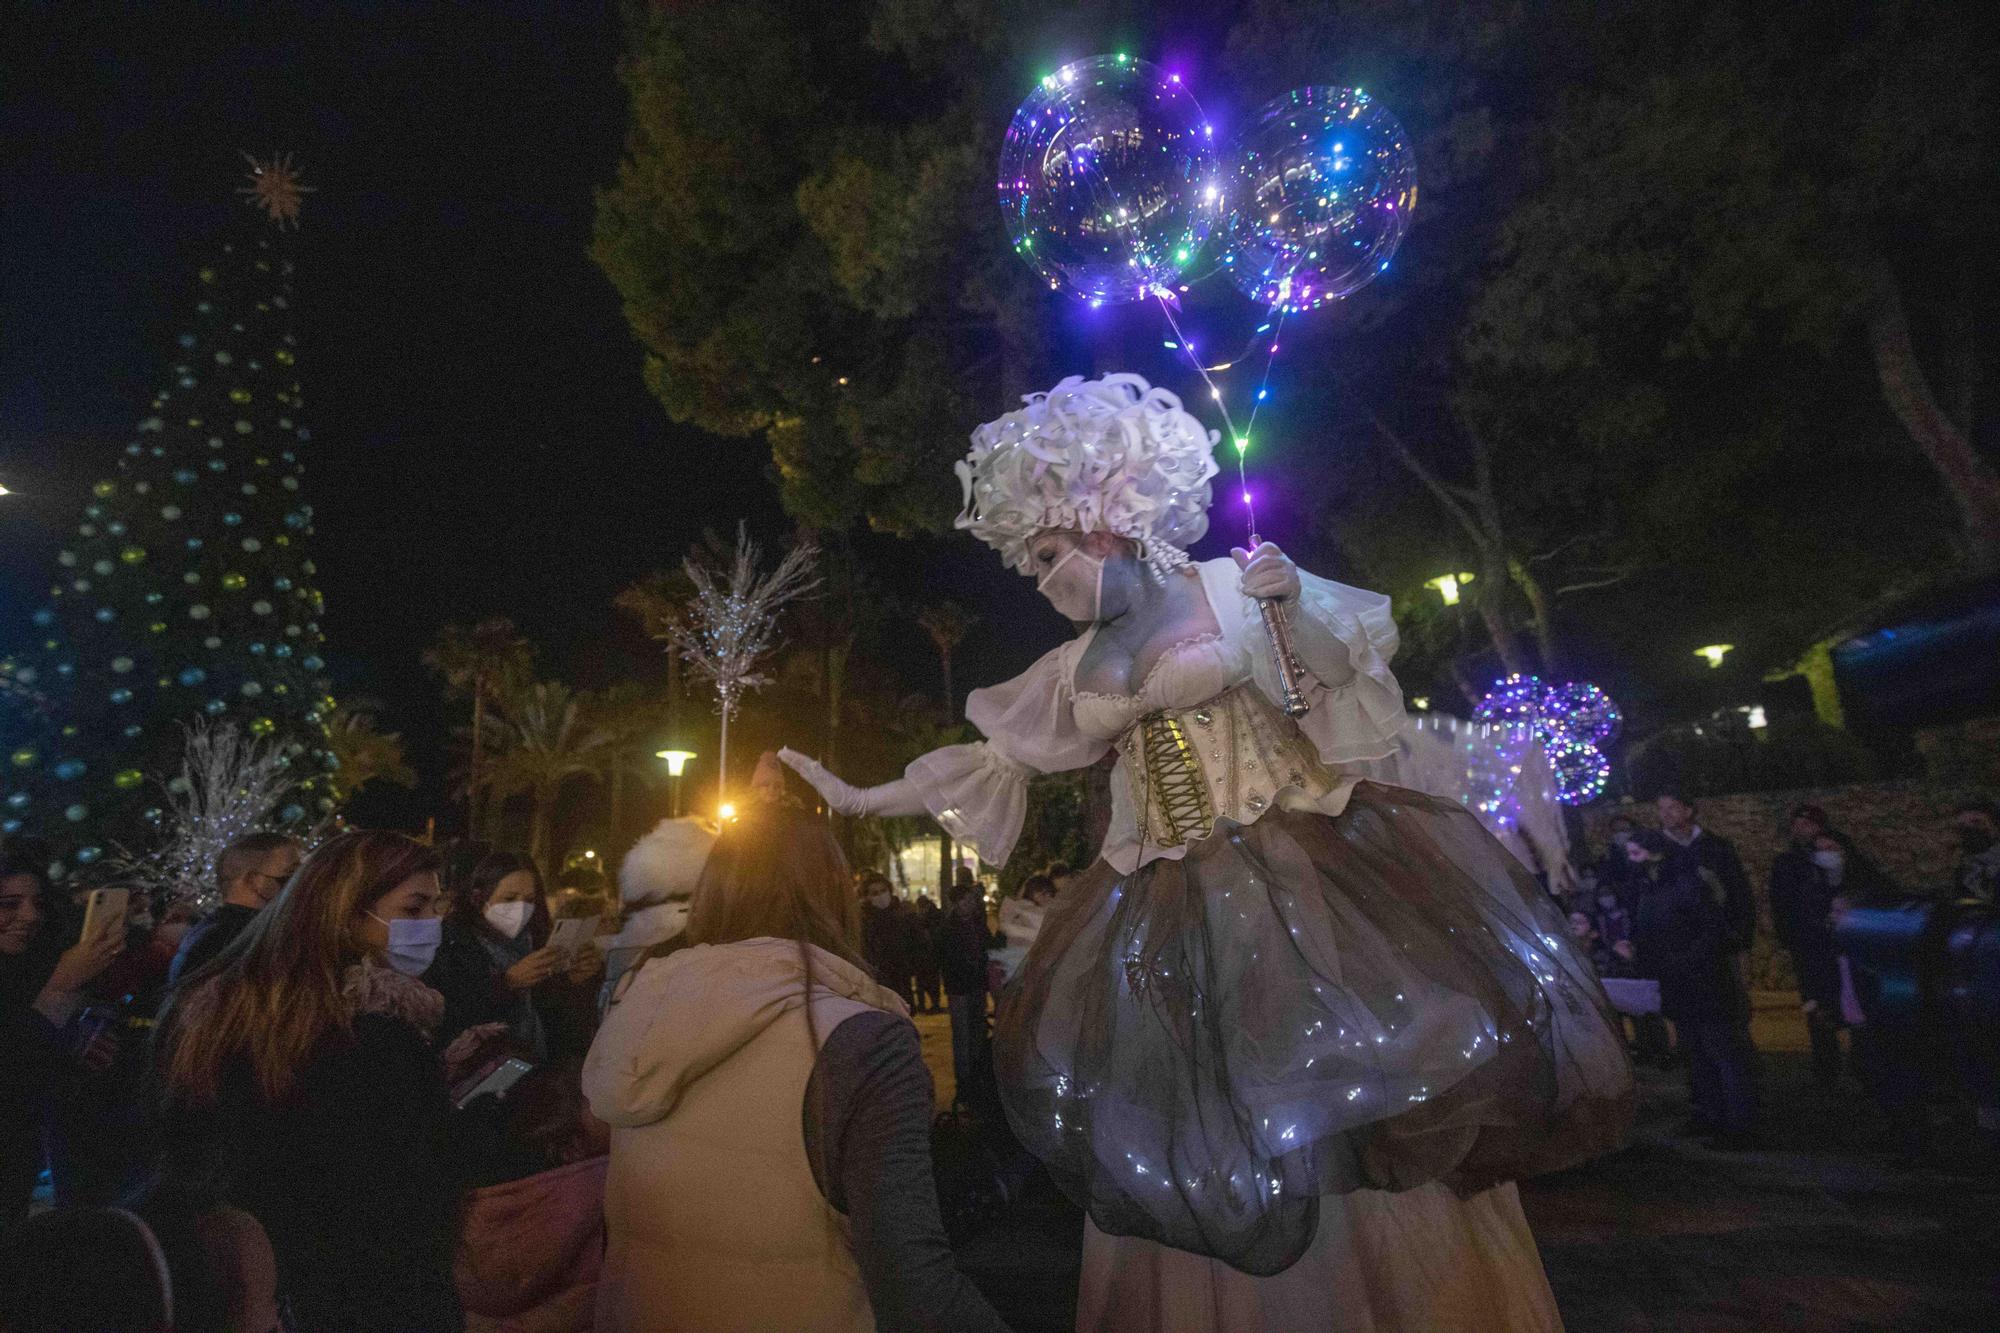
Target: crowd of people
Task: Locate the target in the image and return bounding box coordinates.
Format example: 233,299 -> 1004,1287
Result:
1557,792 -> 1997,1156
3,779 -> 1992,1331
0,783 -> 1019,1332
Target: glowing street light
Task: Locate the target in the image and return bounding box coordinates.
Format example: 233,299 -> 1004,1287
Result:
718,801 -> 737,822
1424,571 -> 1475,607
657,748 -> 697,817
0,483 -> 12,497
1695,644 -> 1734,670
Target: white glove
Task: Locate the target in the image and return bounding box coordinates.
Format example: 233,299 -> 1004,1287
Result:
777,748 -> 865,814
1230,541 -> 1302,602
776,748 -> 927,818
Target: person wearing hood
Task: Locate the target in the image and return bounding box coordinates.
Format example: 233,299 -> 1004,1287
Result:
583,803 -> 1011,1333
600,815 -> 716,1009
154,829 -> 500,1333
424,848 -> 563,1059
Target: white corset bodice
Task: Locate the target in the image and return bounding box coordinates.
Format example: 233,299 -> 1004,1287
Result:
1068,629 -> 1340,855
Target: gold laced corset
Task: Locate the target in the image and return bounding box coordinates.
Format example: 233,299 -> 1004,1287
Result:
1123,683 -> 1336,850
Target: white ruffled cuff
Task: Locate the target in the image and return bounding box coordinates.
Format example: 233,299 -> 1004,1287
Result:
904,742 -> 1033,868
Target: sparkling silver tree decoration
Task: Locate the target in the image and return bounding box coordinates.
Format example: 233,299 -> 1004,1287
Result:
119,717 -> 297,910
663,524 -> 819,816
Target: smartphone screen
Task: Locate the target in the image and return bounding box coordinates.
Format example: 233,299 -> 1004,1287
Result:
547,916 -> 601,957
456,1056 -> 534,1109
80,888 -> 130,944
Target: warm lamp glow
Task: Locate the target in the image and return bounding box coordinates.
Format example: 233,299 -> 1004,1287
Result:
718,801 -> 737,821
1695,644 -> 1734,669
0,483 -> 11,496
1424,572 -> 1475,607
656,748 -> 696,777
1411,696 -> 1431,711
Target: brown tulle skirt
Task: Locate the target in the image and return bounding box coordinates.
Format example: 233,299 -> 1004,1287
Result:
994,781 -> 1634,1277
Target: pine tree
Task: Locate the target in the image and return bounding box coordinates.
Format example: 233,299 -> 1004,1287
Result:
0,155 -> 335,876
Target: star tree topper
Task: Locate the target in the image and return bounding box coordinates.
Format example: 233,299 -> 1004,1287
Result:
238,151 -> 314,228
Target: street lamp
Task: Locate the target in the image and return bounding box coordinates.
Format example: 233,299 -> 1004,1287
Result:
657,748 -> 697,817
1695,644 -> 1734,670
1424,571 -> 1475,607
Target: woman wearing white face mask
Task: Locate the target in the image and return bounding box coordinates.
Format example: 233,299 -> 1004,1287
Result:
424,848 -> 563,1060
155,830 -> 498,1333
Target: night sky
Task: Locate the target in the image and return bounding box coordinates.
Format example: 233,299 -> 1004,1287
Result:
1,1 -> 1060,824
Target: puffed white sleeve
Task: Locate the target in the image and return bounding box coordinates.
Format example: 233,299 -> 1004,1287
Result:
1202,558 -> 1406,765
1281,568 -> 1408,763
904,642 -> 1108,868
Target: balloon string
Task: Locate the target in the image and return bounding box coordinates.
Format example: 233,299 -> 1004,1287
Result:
1153,295 -> 1288,545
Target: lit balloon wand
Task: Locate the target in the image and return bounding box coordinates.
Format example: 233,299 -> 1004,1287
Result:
997,63 -> 1413,718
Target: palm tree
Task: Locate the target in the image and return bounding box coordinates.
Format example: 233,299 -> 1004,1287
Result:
582,681 -> 668,854
423,617 -> 534,834
324,699 -> 418,806
488,680 -> 611,881
916,601 -> 979,722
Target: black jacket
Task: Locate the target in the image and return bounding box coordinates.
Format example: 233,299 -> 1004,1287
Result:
1665,829 -> 1755,952
167,903 -> 261,986
939,906 -> 994,997
422,918 -> 547,1059
1632,861 -> 1747,1022
1768,848 -> 1840,1008
168,1012 -> 463,1332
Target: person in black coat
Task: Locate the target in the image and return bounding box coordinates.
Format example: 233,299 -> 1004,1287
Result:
1628,830 -> 1760,1147
1657,792 -> 1756,966
167,831 -> 302,986
155,830 -> 498,1332
858,872 -> 912,1001
940,872 -> 998,1109
1,847 -> 124,1225
1656,784 -> 1752,960
1766,805 -> 1893,1086
422,847 -> 563,1060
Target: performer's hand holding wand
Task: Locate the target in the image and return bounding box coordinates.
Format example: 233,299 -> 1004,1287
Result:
1232,539 -> 1311,718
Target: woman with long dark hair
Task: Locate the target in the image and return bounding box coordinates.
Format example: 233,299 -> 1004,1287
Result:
583,803 -> 1009,1332
155,829 -> 486,1332
424,846 -> 563,1057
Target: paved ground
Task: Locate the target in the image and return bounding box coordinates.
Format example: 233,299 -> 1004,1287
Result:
915,995 -> 2000,1331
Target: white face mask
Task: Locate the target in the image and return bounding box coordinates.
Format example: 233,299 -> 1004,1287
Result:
869,892 -> 893,910
1811,849 -> 1846,877
1036,545 -> 1104,623
484,899 -> 532,940
368,912 -> 442,976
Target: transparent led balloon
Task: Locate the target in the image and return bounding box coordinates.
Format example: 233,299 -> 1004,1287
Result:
1221,86 -> 1416,311
998,55 -> 1219,304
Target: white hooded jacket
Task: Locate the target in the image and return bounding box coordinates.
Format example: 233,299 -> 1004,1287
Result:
582,937 -> 907,1332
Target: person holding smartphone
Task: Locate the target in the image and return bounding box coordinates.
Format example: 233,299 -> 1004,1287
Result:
155,829 -> 499,1332
424,848 -> 563,1059
2,842 -> 125,1224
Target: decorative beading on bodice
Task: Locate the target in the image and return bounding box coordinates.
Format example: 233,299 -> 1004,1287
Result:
1118,683 -> 1336,850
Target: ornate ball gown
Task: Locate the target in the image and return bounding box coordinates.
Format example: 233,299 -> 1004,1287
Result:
908,559 -> 1633,1331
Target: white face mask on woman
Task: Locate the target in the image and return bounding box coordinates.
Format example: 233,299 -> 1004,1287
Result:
1811,848 -> 1846,881
484,899 -> 532,940
1036,544 -> 1104,622
369,912 -> 442,976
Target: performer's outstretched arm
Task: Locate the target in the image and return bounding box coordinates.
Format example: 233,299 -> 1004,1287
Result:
779,749 -> 929,818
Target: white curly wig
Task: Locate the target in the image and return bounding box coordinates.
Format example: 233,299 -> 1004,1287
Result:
955,373 -> 1220,577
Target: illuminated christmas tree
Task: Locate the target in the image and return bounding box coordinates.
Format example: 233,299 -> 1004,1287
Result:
0,155 -> 335,876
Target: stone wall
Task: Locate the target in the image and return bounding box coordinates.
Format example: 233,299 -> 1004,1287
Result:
1581,778 -> 1989,987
